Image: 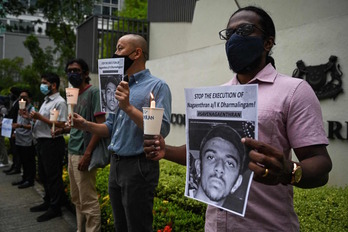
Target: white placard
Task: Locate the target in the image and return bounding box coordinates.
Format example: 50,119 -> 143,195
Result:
1,118 -> 13,138
98,58 -> 125,114
184,84 -> 258,217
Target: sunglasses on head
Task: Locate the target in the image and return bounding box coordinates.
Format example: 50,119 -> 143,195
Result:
219,23 -> 266,40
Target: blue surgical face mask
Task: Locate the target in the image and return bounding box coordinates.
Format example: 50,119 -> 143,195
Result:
225,34 -> 264,73
40,84 -> 51,95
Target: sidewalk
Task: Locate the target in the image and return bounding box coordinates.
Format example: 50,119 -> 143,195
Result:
0,165 -> 76,232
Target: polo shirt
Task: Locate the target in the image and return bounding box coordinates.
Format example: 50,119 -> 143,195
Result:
205,64 -> 328,232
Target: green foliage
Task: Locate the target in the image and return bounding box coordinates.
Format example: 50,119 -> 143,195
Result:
118,0 -> 148,19
23,34 -> 56,74
294,186 -> 348,231
61,154 -> 348,231
31,0 -> 94,71
0,57 -> 23,93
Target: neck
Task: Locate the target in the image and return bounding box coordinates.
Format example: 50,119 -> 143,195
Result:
48,90 -> 57,96
126,62 -> 146,76
79,82 -> 89,92
236,57 -> 267,84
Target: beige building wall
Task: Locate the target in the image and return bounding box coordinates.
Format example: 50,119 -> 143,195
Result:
146,0 -> 348,186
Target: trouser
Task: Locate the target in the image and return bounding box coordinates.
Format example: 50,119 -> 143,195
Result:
10,137 -> 20,170
0,136 -> 8,164
16,144 -> 36,183
68,154 -> 101,232
36,137 -> 66,212
108,153 -> 159,232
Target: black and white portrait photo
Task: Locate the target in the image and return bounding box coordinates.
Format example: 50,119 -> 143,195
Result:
99,74 -> 122,114
186,119 -> 254,216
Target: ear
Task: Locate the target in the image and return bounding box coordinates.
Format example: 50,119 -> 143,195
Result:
264,36 -> 275,52
51,82 -> 57,90
194,159 -> 201,178
134,48 -> 143,59
230,175 -> 243,193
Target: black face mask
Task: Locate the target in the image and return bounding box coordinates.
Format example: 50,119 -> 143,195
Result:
68,73 -> 83,88
112,50 -> 136,73
225,34 -> 264,73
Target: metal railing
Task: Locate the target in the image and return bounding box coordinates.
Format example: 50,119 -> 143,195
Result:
76,15 -> 149,73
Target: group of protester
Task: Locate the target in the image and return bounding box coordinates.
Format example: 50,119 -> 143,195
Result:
0,5 -> 332,232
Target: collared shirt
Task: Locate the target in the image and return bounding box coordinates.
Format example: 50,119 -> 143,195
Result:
15,104 -> 36,146
105,69 -> 172,156
32,92 -> 68,139
205,64 -> 329,232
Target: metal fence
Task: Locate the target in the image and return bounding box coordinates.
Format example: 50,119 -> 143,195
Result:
76,15 -> 149,73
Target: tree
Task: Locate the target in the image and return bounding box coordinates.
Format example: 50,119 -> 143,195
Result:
118,0 -> 148,19
32,0 -> 95,71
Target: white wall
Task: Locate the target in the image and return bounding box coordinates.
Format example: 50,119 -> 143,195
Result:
146,0 -> 348,186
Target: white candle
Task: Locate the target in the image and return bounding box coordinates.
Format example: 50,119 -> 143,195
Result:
150,93 -> 156,108
69,104 -> 74,126
19,98 -> 26,110
50,108 -> 59,133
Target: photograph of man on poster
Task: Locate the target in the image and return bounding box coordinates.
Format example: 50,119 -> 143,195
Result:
187,120 -> 254,216
100,74 -> 122,113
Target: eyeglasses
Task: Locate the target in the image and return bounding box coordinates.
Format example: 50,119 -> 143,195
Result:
67,68 -> 82,74
219,24 -> 266,40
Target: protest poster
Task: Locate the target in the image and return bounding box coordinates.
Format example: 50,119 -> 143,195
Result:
1,118 -> 13,138
98,58 -> 125,114
184,84 -> 258,217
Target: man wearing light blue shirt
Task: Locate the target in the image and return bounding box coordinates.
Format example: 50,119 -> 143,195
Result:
72,34 -> 172,232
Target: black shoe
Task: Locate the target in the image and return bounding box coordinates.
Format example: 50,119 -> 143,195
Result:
18,181 -> 34,189
36,208 -> 62,222
12,180 -> 25,186
6,169 -> 21,175
30,202 -> 49,212
3,167 -> 13,173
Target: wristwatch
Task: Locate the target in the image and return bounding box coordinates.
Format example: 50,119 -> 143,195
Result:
290,162 -> 302,185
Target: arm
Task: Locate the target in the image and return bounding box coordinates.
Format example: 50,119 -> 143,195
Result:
242,138 -> 332,188
71,113 -> 109,138
78,114 -> 106,171
116,81 -> 144,130
143,135 -> 187,165
293,145 -> 332,188
30,111 -> 65,128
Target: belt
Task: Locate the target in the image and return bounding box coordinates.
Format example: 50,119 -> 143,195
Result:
112,153 -> 146,161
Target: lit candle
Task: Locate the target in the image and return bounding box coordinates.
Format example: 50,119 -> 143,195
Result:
150,93 -> 155,108
50,108 -> 59,132
19,98 -> 26,110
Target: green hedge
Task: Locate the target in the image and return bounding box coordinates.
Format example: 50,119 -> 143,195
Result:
88,160 -> 348,232
6,136 -> 348,231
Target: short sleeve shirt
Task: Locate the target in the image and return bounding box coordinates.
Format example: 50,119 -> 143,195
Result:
32,92 -> 68,139
15,104 -> 36,146
205,64 -> 328,232
68,85 -> 104,155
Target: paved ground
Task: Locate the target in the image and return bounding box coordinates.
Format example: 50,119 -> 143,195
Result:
0,165 -> 76,232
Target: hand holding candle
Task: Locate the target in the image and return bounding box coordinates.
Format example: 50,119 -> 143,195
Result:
65,87 -> 79,126
50,108 -> 59,132
143,92 -> 164,135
